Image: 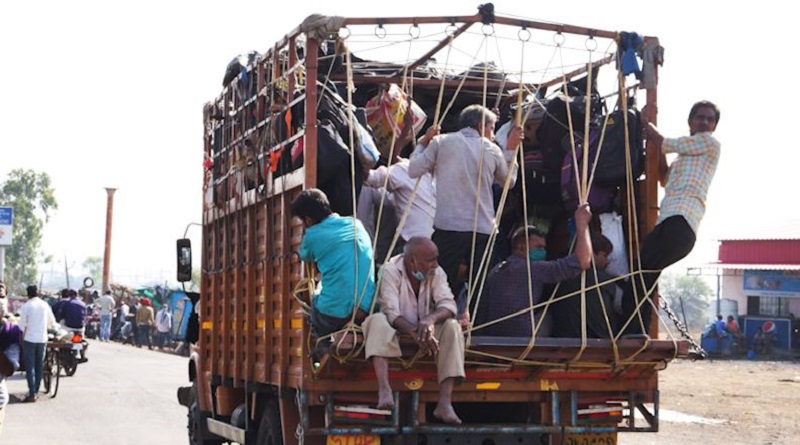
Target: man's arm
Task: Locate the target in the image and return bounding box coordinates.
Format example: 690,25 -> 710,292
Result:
492,125 -> 523,187
407,126 -> 440,179
572,203 -> 593,269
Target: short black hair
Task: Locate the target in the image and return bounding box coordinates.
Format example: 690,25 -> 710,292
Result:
291,188 -> 332,223
26,285 -> 39,297
510,225 -> 547,249
688,100 -> 720,124
591,232 -> 613,255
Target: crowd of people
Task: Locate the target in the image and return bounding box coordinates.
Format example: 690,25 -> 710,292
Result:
295,100 -> 722,422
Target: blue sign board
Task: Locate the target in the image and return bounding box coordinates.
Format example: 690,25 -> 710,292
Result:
743,270 -> 800,298
0,207 -> 12,225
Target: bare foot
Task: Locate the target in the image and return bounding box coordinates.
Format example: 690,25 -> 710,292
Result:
433,404 -> 462,424
377,391 -> 395,410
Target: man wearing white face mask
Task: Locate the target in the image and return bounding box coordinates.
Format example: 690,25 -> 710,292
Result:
474,204 -> 593,337
362,237 -> 465,424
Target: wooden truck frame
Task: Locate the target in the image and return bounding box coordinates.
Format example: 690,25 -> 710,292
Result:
177,6 -> 694,445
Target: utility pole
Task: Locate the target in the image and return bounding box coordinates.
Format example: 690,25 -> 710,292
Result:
102,188 -> 117,293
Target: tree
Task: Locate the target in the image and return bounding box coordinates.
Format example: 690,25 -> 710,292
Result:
658,272 -> 712,332
82,256 -> 103,286
0,169 -> 58,292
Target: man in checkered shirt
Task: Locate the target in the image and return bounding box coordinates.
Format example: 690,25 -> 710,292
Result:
623,101 -> 721,335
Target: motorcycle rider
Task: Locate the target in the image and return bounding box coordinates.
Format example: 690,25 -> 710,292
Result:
60,289 -> 87,334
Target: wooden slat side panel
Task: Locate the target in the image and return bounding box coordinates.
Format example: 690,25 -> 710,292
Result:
270,194 -> 285,387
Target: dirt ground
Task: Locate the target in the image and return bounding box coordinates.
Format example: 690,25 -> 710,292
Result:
617,357 -> 800,445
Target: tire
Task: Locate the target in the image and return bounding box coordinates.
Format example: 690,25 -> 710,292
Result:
256,401 -> 283,445
62,352 -> 78,377
187,381 -> 224,445
50,354 -> 61,398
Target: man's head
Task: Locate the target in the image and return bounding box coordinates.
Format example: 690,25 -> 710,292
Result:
688,101 -> 720,135
522,101 -> 547,144
459,105 -> 497,139
291,188 -> 332,227
403,237 -> 439,282
68,289 -> 78,299
591,232 -> 613,271
0,281 -> 6,299
717,314 -> 723,321
727,315 -> 735,322
510,226 -> 547,260
27,285 -> 39,298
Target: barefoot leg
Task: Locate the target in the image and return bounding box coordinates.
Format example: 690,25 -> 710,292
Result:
372,356 -> 395,410
432,378 -> 462,424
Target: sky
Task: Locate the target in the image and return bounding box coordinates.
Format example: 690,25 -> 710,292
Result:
1,0 -> 798,289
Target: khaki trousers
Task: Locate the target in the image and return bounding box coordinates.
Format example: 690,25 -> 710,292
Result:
363,313 -> 465,383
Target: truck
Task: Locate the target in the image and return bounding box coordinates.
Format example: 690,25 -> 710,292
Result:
176,5 -> 696,445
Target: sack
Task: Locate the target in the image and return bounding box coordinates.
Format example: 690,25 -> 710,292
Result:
599,211 -> 630,279
590,108 -> 644,186
354,108 -> 380,168
317,119 -> 351,185
560,133 -> 616,213
365,84 -> 427,158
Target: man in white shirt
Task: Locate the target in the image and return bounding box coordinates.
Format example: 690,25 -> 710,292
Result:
408,105 -> 522,296
96,290 -> 116,342
18,285 -> 56,402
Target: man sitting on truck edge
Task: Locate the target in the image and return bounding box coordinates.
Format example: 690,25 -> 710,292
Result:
362,237 -> 465,424
622,100 -> 721,335
473,203 -> 593,337
408,105 -> 523,298
293,188 -> 376,338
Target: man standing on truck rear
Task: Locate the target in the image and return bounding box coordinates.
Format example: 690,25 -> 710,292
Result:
362,237 -> 465,424
293,188 -> 376,338
408,105 -> 523,297
623,100 -> 721,335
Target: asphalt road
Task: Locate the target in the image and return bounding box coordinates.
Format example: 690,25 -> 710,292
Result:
2,340 -> 190,445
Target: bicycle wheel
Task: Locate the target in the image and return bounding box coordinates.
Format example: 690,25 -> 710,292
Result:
42,352 -> 52,394
50,352 -> 61,398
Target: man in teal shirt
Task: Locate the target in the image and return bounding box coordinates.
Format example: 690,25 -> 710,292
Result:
293,188 -> 375,337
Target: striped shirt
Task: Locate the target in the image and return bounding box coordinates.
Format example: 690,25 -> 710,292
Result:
658,132 -> 721,234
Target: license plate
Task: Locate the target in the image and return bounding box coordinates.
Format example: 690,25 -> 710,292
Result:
326,435 -> 380,445
563,431 -> 617,445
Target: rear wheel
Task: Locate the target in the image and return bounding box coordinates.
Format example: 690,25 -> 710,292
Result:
256,401 -> 283,445
61,352 -> 78,376
187,381 -> 224,445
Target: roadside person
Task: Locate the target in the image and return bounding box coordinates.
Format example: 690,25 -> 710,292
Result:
135,298 -> 155,349
18,285 -> 57,402
0,301 -> 23,433
408,105 -> 523,296
726,315 -> 744,346
474,204 -> 592,337
623,101 -> 721,335
155,304 -> 173,350
96,289 -> 116,342
362,237 -> 465,424
61,289 -> 87,333
292,188 -> 375,338
0,282 -> 7,314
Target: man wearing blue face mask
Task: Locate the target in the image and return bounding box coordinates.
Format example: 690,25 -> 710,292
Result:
362,237 -> 465,424
474,204 -> 593,337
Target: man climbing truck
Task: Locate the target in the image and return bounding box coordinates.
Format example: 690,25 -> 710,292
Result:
176,6 -> 698,445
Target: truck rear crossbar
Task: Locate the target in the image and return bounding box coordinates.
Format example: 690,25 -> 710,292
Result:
298,389 -> 660,437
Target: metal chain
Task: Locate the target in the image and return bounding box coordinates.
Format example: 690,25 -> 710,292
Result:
659,297 -> 707,360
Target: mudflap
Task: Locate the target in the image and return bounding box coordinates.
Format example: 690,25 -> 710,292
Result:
177,386 -> 192,407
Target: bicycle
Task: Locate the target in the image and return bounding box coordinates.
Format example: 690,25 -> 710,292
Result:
42,342 -> 65,398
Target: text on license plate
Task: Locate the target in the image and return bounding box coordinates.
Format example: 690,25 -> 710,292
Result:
563,431 -> 617,445
326,435 -> 380,445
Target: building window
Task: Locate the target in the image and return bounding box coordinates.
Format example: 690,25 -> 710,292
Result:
758,296 -> 791,317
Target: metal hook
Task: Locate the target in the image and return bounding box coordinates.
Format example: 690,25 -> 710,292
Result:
445,22 -> 458,36
481,23 -> 495,36
585,32 -> 597,51
338,27 -> 351,40
553,32 -> 565,46
375,24 -> 386,39
518,27 -> 531,42
409,23 -> 420,39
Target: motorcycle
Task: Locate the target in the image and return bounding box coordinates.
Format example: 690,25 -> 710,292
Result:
60,330 -> 89,376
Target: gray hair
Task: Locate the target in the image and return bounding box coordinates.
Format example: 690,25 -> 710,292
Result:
403,237 -> 435,257
459,104 -> 497,130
